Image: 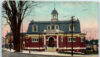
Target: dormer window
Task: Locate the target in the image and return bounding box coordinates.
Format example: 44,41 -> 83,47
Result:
51,25 -> 55,30
32,25 -> 38,32
47,25 -> 50,30
56,25 -> 59,29
47,25 -> 59,30
69,24 -> 74,31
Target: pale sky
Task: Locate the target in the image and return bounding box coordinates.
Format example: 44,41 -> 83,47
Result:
2,1 -> 99,40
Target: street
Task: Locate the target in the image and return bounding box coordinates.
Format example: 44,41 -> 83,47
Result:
2,49 -> 98,57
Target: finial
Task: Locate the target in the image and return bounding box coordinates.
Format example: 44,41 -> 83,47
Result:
54,0 -> 56,9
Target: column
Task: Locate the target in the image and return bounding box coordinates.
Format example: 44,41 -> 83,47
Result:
57,35 -> 59,48
44,35 -> 46,46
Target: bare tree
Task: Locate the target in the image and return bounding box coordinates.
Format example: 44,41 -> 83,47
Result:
2,1 -> 37,52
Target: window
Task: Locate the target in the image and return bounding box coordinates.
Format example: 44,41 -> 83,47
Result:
32,38 -> 39,42
80,37 -> 84,42
61,37 -> 63,42
32,25 -> 38,32
25,38 -> 28,43
54,15 -> 56,18
68,37 -> 76,42
47,25 -> 59,30
69,24 -> 74,31
47,26 -> 50,30
56,25 -> 59,29
51,25 -> 55,30
68,38 -> 71,42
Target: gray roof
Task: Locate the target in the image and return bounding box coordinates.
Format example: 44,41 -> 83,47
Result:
27,19 -> 81,34
51,8 -> 58,14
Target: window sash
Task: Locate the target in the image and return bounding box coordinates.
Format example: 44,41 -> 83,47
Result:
69,24 -> 74,31
32,38 -> 39,42
32,25 -> 38,32
80,38 -> 84,42
47,25 -> 59,30
61,37 -> 63,42
68,37 -> 76,42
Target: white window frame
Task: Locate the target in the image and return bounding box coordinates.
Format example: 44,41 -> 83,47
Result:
47,25 -> 59,30
55,25 -> 59,30
47,25 -> 50,30
32,25 -> 38,32
68,37 -> 76,42
61,36 -> 63,42
51,25 -> 55,30
32,38 -> 39,42
69,24 -> 75,31
80,37 -> 84,42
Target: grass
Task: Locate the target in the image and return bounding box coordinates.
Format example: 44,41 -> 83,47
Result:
85,51 -> 98,55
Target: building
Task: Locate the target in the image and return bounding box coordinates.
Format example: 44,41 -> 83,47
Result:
24,8 -> 86,53
85,40 -> 98,52
5,33 -> 26,49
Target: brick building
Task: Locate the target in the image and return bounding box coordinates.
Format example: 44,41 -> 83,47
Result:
24,8 -> 86,53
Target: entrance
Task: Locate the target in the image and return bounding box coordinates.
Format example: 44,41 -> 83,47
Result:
48,37 -> 54,47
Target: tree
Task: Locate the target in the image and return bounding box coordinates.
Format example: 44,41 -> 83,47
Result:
2,1 -> 37,52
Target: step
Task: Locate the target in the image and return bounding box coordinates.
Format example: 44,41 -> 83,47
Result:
46,47 -> 56,52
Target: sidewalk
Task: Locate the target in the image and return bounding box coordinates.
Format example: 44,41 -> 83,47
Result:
2,48 -> 98,57
3,48 -> 81,57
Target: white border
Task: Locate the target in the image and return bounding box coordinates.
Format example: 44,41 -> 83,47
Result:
0,0 -> 2,57
1,0 -> 100,57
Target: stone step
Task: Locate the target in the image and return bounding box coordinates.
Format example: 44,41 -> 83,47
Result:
46,47 -> 56,52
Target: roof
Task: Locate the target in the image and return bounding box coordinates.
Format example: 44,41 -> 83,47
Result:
90,40 -> 98,44
27,19 -> 81,34
6,32 -> 26,37
51,8 -> 58,14
85,40 -> 98,45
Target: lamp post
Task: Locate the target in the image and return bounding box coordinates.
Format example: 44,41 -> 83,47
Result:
71,16 -> 74,56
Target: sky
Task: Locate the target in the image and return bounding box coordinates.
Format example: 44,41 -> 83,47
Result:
2,1 -> 99,40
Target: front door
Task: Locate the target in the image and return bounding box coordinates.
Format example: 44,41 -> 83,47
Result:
48,37 -> 54,47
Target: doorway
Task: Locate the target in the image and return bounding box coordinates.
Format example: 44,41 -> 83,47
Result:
48,37 -> 54,47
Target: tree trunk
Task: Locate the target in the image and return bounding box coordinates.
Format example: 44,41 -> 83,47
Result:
12,25 -> 21,52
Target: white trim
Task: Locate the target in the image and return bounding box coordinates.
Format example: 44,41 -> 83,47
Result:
80,37 -> 84,42
65,51 -> 84,54
44,35 -> 46,45
58,47 -> 86,49
57,35 -> 59,48
69,24 -> 75,31
31,38 -> 39,42
47,25 -> 59,30
61,36 -> 63,42
47,36 -> 56,41
68,37 -> 76,42
55,25 -> 59,30
47,25 -> 51,30
24,47 -> 44,49
32,25 -> 38,32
